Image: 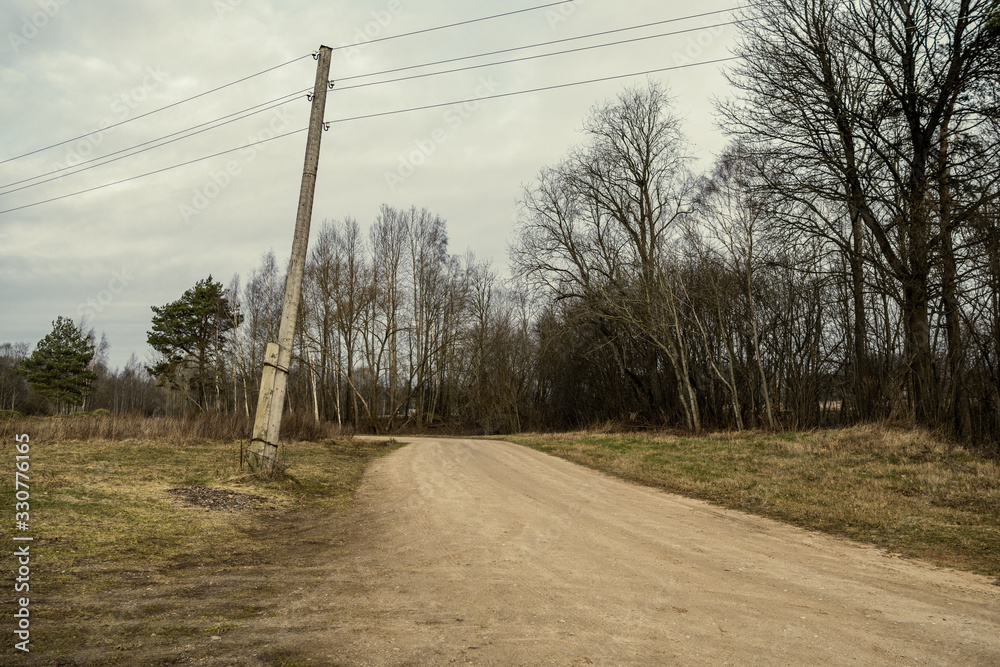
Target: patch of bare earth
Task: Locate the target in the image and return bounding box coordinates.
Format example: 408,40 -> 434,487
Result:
165,485 -> 273,512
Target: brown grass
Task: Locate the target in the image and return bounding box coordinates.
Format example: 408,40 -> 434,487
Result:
0,425 -> 400,665
504,423 -> 1000,578
0,409 -> 343,444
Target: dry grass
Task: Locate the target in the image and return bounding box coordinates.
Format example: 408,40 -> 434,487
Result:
0,409 -> 343,444
0,422 -> 400,665
505,424 -> 1000,578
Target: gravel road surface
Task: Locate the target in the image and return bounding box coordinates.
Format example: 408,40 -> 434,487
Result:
274,437 -> 1000,665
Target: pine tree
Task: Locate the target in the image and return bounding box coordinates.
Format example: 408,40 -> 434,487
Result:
147,276 -> 239,410
19,317 -> 98,412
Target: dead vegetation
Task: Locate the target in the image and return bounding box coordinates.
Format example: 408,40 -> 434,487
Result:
0,409 -> 342,445
0,425 -> 400,665
3,416 -> 997,663
164,485 -> 273,512
506,423 -> 1000,578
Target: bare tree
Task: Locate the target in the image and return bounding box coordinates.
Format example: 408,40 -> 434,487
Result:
512,81 -> 697,428
720,0 -> 1000,429
406,207 -> 450,426
694,142 -> 777,428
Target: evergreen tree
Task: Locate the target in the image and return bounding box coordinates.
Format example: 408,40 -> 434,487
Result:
19,317 -> 98,411
147,276 -> 239,410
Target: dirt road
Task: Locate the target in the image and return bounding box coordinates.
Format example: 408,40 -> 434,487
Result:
270,437 -> 1000,665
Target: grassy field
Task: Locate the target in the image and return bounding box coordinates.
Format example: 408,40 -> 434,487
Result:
504,425 -> 1000,578
0,426 -> 400,666
2,419 -> 998,663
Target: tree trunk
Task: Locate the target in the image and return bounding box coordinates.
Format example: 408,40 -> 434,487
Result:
938,103 -> 971,437
848,203 -> 874,421
747,267 -> 775,429
902,275 -> 935,425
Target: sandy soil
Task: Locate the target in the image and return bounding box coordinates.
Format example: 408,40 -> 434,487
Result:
260,437 -> 1000,666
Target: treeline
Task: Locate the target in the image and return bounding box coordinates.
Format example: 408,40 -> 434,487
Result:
5,0 -> 998,447
0,340 -> 178,417
225,207 -> 534,434
507,0 -> 1000,443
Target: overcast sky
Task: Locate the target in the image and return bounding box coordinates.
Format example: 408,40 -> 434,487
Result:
0,0 -> 739,369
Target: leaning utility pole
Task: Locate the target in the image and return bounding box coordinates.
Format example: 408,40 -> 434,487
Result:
249,45 -> 333,474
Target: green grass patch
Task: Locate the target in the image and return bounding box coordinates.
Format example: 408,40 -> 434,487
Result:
504,424 -> 1000,577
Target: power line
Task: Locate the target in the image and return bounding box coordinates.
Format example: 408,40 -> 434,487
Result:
0,54 -> 313,166
329,56 -> 739,125
3,10 -> 743,195
0,89 -> 310,195
0,6 -> 740,179
334,19 -> 744,93
330,1 -> 577,51
0,97 -> 303,196
0,55 -> 737,216
0,128 -> 307,216
336,8 -> 740,84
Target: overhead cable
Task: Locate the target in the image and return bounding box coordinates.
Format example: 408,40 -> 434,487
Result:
0,55 -> 738,216
0,54 -> 312,166
330,1 -> 579,51
0,128 -> 307,215
0,89 -> 310,195
334,20 -> 744,93
329,56 -> 739,125
336,8 -> 740,83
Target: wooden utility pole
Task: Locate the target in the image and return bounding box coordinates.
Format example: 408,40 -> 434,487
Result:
249,45 -> 333,474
